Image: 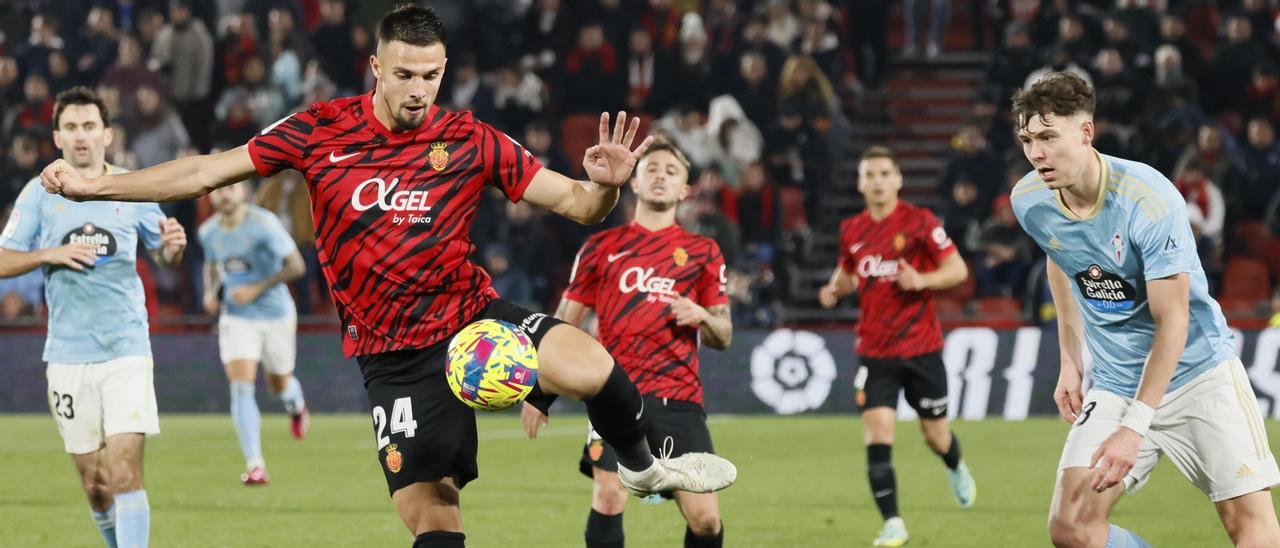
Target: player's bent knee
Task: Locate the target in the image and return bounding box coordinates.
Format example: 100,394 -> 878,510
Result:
592,478 -> 628,514
538,325 -> 614,400
685,509 -> 721,536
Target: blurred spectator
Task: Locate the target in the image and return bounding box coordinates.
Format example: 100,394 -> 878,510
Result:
985,22 -> 1038,105
703,0 -> 744,88
136,9 -> 167,55
101,34 -> 166,118
267,7 -> 310,108
485,243 -> 535,309
1209,15 -> 1264,115
522,0 -> 575,74
561,23 -> 623,114
502,200 -> 558,305
1242,0 -> 1273,47
312,0 -> 359,95
1025,47 -> 1093,89
1101,17 -> 1151,81
1,133 -> 41,209
585,0 -> 631,51
640,0 -> 682,53
779,54 -> 838,121
210,99 -> 260,152
1092,48 -> 1142,127
706,95 -> 764,186
149,0 -> 214,151
765,0 -> 801,50
975,194 -> 1032,298
939,178 -> 984,258
735,14 -> 787,77
938,125 -> 1003,212
1174,125 -> 1244,216
903,0 -> 951,57
678,172 -> 743,268
1147,44 -> 1200,124
3,74 -> 54,140
255,171 -> 324,315
731,51 -> 777,133
736,161 -> 776,250
1110,0 -> 1160,52
216,56 -> 285,129
129,86 -> 191,169
442,55 -> 497,122
1158,12 -> 1203,80
0,56 -> 21,111
656,12 -> 713,109
524,119 -> 572,174
845,0 -> 891,89
1245,63 -> 1280,121
17,13 -> 63,77
971,98 -> 1015,160
624,28 -> 667,114
796,16 -> 843,87
1174,159 -> 1225,269
1055,15 -> 1096,68
493,63 -> 545,135
1241,118 -> 1280,223
655,103 -> 713,169
74,5 -> 120,84
45,50 -> 76,94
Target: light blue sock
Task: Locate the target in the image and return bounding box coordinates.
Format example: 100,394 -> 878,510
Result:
230,381 -> 263,468
1107,524 -> 1151,548
90,505 -> 117,548
276,376 -> 305,415
113,490 -> 149,548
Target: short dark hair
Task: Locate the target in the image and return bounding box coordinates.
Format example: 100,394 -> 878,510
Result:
54,86 -> 110,128
1011,72 -> 1095,131
859,145 -> 898,168
377,4 -> 447,48
638,137 -> 692,174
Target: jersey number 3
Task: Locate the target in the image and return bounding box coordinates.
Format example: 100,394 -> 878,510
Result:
372,397 -> 418,450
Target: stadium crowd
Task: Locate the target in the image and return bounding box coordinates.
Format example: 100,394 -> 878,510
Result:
3,0 -> 1280,326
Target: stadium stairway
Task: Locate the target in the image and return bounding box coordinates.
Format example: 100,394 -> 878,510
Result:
782,48 -> 991,324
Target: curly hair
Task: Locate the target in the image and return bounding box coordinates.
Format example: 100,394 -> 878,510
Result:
1011,72 -> 1096,131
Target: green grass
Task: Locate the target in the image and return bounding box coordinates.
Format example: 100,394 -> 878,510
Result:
0,414 -> 1271,547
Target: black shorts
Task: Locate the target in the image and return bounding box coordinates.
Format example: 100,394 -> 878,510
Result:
579,396 -> 713,497
359,299 -> 564,496
856,351 -> 949,418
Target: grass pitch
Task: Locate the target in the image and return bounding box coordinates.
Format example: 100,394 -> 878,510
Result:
0,414 -> 1270,547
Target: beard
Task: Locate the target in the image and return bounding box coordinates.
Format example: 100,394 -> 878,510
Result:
640,197 -> 678,211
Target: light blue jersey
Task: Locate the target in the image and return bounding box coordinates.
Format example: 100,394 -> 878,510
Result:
1012,152 -> 1236,398
197,204 -> 297,320
0,167 -> 165,363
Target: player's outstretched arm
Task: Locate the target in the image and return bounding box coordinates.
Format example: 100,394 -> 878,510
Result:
818,266 -> 857,309
521,112 -> 654,225
1046,258 -> 1086,423
41,145 -> 258,203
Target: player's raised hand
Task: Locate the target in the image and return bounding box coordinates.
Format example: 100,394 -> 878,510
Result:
41,242 -> 100,271
520,402 -> 548,439
818,284 -> 840,308
670,296 -> 709,327
582,111 -> 655,188
896,260 -> 926,291
1089,427 -> 1142,493
1054,366 -> 1084,423
40,159 -> 93,200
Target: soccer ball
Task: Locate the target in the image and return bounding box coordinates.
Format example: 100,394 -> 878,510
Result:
446,319 -> 540,411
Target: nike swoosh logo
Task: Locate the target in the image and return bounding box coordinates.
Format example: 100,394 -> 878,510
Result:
874,489 -> 893,498
607,252 -> 632,262
329,151 -> 360,163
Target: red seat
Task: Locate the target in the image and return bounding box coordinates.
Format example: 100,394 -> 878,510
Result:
1234,221 -> 1273,261
976,296 -> 1021,319
558,113 -> 656,178
1222,256 -> 1271,301
934,263 -> 976,303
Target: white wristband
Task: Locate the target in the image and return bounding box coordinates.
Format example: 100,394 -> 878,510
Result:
1119,400 -> 1155,437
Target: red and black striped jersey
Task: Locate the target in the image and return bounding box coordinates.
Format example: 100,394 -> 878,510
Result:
563,222 -> 728,404
247,92 -> 542,357
837,201 -> 955,359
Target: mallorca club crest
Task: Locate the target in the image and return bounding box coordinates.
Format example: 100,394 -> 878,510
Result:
1111,232 -> 1125,265
429,142 -> 450,171
385,443 -> 403,473
673,247 -> 688,266
893,233 -> 906,251
588,439 -> 605,462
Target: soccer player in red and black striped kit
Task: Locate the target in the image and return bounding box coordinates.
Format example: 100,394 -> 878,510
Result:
521,141 -> 732,548
818,146 -> 976,547
38,6 -> 735,547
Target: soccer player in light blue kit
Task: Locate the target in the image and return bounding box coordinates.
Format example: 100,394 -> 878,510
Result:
0,87 -> 186,548
1010,73 -> 1280,548
199,180 -> 308,485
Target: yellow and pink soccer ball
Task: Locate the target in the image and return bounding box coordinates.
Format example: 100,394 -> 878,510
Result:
446,319 -> 540,411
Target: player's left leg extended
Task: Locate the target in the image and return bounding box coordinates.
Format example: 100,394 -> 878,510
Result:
225,359 -> 267,482
904,351 -> 975,508
520,308 -> 735,496
674,492 -> 722,548
103,433 -> 149,548
919,418 -> 974,507
1215,490 -> 1280,547
261,314 -> 307,439
72,450 -> 117,548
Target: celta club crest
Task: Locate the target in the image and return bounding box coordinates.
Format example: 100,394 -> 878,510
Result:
429,142 -> 450,171
1111,232 -> 1125,264
673,247 -> 688,266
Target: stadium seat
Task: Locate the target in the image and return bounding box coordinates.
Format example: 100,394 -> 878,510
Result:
559,114 -> 599,177
1218,296 -> 1262,317
1222,256 -> 1271,301
1234,221 -> 1273,261
976,296 -> 1022,319
933,297 -> 965,318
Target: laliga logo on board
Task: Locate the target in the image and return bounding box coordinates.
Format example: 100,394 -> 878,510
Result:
619,266 -> 677,303
750,329 -> 837,414
856,255 -> 899,279
351,177 -> 434,226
